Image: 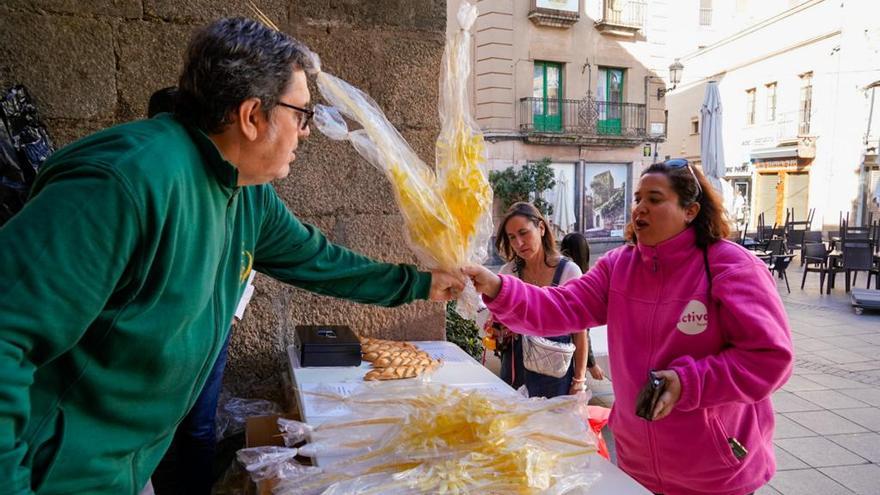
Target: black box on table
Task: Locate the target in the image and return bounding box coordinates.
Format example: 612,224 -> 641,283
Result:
294,325 -> 362,367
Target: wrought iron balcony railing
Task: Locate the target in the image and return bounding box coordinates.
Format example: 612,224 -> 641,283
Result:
518,97 -> 647,142
595,0 -> 646,34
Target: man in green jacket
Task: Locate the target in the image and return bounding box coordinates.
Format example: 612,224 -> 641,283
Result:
0,17 -> 464,494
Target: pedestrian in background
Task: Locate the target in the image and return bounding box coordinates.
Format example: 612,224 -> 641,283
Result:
488,202 -> 591,398
560,232 -> 605,385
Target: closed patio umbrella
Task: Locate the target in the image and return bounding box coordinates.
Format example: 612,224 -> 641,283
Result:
552,171 -> 576,234
700,81 -> 732,208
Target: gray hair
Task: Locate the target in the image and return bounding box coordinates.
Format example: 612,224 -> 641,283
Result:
175,17 -> 316,133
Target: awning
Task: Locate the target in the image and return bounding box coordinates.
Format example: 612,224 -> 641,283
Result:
750,146 -> 798,160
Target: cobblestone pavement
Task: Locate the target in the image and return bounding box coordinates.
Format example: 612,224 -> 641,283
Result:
755,262 -> 880,495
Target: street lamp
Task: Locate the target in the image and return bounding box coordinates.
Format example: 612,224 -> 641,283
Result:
657,59 -> 684,100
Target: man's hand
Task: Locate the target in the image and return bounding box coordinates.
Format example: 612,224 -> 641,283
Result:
651,369 -> 682,421
462,265 -> 501,299
428,270 -> 466,301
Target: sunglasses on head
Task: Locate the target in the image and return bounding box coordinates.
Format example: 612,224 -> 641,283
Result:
663,158 -> 702,201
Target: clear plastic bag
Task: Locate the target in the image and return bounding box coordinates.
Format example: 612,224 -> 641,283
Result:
276,417 -> 313,447
433,1 -> 493,318
312,0 -> 492,320
236,446 -> 300,482
215,394 -> 282,440
261,382 -> 600,494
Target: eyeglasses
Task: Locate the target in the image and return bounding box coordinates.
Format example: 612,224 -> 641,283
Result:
276,102 -> 314,130
664,158 -> 702,201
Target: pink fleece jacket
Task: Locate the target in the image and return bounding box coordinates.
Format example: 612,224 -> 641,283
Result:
484,228 -> 793,495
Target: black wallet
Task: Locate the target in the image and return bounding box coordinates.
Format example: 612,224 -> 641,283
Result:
635,371 -> 667,421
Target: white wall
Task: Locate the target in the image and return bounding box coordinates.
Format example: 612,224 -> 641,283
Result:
663,0 -> 880,229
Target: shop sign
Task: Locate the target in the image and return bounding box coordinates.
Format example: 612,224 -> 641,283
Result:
754,158 -> 807,173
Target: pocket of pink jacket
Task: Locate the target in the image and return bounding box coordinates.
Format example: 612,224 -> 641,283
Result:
710,414 -> 744,468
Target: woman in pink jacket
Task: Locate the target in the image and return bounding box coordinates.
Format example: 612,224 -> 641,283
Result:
466,160 -> 793,495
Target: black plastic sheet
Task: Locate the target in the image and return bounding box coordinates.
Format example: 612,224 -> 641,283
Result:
0,84 -> 54,225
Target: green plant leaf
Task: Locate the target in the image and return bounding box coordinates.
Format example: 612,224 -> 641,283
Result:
488,157 -> 556,215
445,301 -> 483,361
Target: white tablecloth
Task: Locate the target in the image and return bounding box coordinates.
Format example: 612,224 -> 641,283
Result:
288,341 -> 648,494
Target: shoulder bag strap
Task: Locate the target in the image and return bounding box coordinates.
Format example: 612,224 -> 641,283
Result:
551,258 -> 569,287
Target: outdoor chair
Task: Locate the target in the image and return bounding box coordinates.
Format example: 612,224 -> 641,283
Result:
800,231 -> 824,266
763,238 -> 785,255
768,254 -> 795,294
737,221 -> 760,250
803,231 -> 823,244
827,240 -> 879,292
755,213 -> 772,246
755,238 -> 785,266
742,232 -> 760,250
783,208 -> 813,256
801,242 -> 836,294
733,221 -> 758,249
786,229 -> 806,254
844,229 -> 871,241
873,222 -> 880,254
840,218 -> 871,242
827,230 -> 840,244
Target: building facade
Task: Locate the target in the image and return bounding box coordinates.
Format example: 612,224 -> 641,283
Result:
663,0 -> 880,231
457,0 -> 669,246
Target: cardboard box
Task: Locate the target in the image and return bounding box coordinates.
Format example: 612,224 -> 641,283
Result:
244,413 -> 300,495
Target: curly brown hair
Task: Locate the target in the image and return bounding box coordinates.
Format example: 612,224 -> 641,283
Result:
624,161 -> 730,249
494,202 -> 559,273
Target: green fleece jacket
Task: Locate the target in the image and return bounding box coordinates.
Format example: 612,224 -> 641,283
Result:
0,114 -> 431,494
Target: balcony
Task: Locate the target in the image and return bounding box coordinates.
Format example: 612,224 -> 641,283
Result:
528,0 -> 580,28
518,97 -> 648,146
595,0 -> 646,37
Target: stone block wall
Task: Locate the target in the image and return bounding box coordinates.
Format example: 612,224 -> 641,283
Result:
0,0 -> 448,403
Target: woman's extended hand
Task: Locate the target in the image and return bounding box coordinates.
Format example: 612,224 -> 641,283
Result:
462,264 -> 502,299
651,369 -> 682,421
428,269 -> 466,301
